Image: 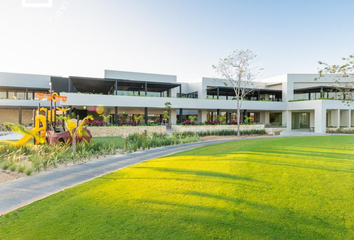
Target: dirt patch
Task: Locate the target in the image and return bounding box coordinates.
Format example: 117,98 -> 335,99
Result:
200,135 -> 271,142
0,171 -> 26,184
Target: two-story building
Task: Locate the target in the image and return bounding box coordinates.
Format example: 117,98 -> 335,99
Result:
0,70 -> 352,134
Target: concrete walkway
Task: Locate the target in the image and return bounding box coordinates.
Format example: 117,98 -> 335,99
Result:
0,137 -> 278,215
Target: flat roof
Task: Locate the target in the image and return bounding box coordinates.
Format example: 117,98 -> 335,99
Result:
69,76 -> 181,94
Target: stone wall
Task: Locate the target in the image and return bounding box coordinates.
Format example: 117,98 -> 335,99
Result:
87,126 -> 166,138
171,124 -> 265,133
265,127 -> 286,135
0,108 -> 34,125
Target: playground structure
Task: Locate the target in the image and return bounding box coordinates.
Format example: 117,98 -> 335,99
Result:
8,92 -> 92,147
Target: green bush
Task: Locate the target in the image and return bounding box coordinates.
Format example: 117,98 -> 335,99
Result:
195,129 -> 266,137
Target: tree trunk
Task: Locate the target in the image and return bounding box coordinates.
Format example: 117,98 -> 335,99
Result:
237,98 -> 240,136
73,132 -> 77,153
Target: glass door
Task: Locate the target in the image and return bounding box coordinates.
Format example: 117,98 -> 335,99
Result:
292,113 -> 310,129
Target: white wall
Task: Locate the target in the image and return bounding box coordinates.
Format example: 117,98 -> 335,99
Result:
0,72 -> 51,89
61,93 -> 287,111
104,70 -> 177,83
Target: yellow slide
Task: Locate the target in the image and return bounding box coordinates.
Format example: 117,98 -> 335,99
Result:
14,127 -> 42,147
12,115 -> 47,147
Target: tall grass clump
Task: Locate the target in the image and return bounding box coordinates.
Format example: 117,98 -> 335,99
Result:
0,131 -> 200,175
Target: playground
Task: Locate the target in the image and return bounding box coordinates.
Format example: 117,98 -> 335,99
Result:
0,92 -> 92,147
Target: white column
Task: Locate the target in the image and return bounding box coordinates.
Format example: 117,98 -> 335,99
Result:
265,112 -> 270,124
260,112 -> 265,123
287,111 -> 292,131
337,109 -> 341,128
282,111 -> 287,127
170,109 -> 176,125
198,110 -> 207,123
349,110 -> 352,128
315,108 -> 326,133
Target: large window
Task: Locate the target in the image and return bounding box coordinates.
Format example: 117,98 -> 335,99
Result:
0,91 -> 6,99
16,91 -> 25,100
8,91 -> 15,99
294,93 -> 309,100
270,113 -> 282,124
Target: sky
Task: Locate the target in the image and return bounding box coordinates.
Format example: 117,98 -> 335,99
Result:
0,0 -> 353,82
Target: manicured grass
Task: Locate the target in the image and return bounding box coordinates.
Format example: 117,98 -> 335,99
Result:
92,136 -> 124,147
1,136 -> 354,239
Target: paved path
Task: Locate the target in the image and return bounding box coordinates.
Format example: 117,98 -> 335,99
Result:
0,136 -> 280,215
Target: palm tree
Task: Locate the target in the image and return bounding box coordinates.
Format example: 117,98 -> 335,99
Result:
58,115 -> 94,153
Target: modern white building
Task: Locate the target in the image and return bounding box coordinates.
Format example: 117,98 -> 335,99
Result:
0,70 -> 353,133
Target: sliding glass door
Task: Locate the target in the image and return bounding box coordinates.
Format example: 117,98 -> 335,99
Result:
292,112 -> 310,129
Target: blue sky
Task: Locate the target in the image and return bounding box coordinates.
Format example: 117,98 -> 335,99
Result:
0,0 -> 353,82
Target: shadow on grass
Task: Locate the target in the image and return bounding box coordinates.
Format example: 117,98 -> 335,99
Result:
139,194 -> 349,240
134,166 -> 257,182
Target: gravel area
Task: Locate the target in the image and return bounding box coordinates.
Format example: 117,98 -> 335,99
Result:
0,171 -> 26,184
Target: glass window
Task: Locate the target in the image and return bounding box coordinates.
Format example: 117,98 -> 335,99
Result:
270,113 -> 282,124
294,93 -> 309,100
27,91 -> 33,100
8,91 -> 15,99
328,92 -> 336,100
0,91 -> 6,99
17,91 -> 25,100
146,92 -> 160,97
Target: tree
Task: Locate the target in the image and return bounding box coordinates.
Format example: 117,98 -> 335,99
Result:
163,102 -> 172,125
58,115 -> 93,153
317,54 -> 354,105
133,115 -> 144,125
100,114 -> 112,124
213,49 -> 262,136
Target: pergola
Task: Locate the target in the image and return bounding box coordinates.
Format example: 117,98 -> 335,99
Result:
68,77 -> 182,96
206,86 -> 282,100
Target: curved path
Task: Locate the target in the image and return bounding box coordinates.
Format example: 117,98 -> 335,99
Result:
0,136 -> 278,215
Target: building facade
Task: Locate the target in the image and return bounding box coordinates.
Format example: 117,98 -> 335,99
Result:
0,70 -> 353,133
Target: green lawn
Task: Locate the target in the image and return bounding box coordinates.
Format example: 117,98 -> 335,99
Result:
92,136 -> 124,146
0,136 -> 353,239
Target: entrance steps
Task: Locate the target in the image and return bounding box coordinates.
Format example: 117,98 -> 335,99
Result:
280,130 -> 327,136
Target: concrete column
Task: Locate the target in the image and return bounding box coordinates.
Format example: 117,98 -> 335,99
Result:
286,111 -> 292,131
179,108 -> 183,123
115,107 -> 118,124
315,108 -> 326,133
19,107 -> 22,124
337,109 -> 340,128
349,110 -> 352,128
170,109 -> 177,125
145,107 -> 148,125
265,112 -> 270,124
282,111 -> 287,127
260,112 -> 265,124
198,110 -> 207,123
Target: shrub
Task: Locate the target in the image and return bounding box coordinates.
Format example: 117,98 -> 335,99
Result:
18,164 -> 26,173
205,120 -> 222,125
183,120 -> 195,125
196,129 -> 266,137
25,167 -> 33,176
